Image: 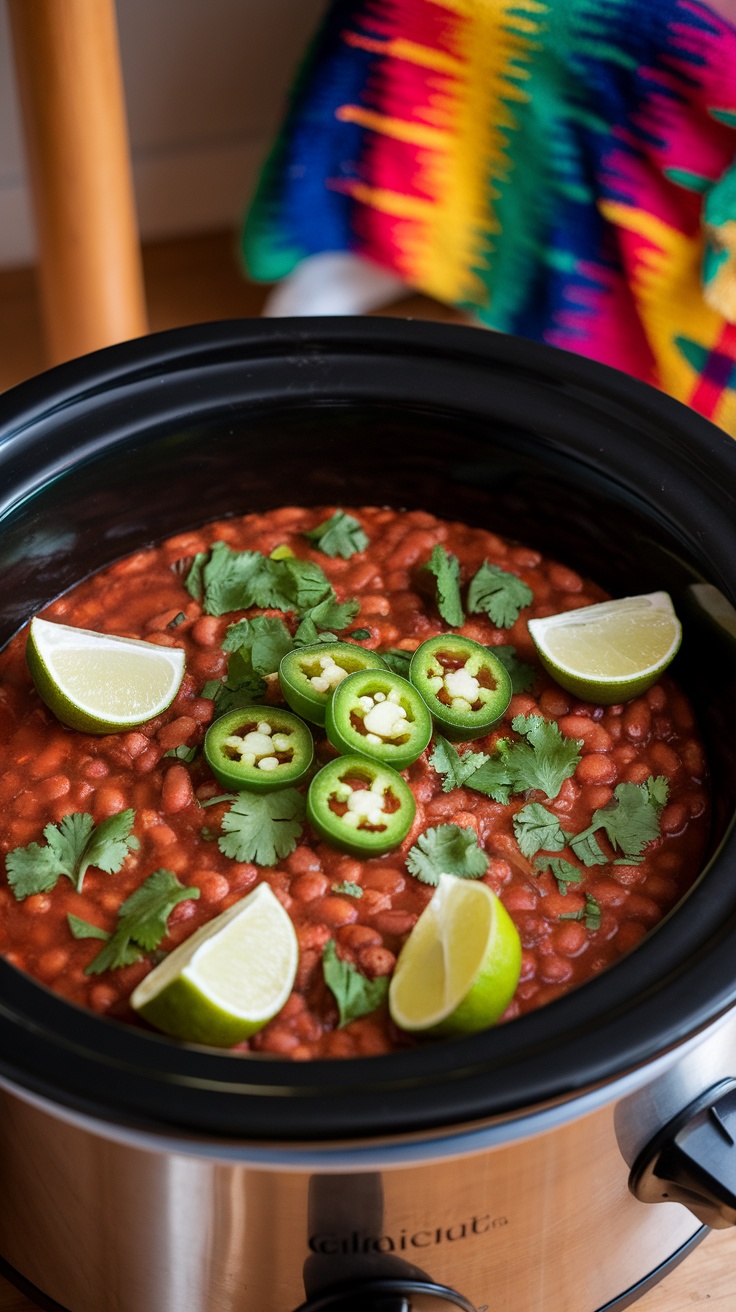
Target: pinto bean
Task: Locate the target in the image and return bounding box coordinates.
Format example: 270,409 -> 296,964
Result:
161,764 -> 194,813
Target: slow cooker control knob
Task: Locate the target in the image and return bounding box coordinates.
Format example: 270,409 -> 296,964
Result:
630,1080 -> 736,1228
293,1277 -> 476,1311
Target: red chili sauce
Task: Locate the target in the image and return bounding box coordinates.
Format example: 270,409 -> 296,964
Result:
0,507 -> 710,1059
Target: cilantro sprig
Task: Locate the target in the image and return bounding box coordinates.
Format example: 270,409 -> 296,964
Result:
431,716 -> 582,804
186,543 -> 358,631
217,789 -> 306,866
513,777 -> 669,873
331,880 -> 363,898
492,645 -> 536,694
6,810 -> 139,900
198,564 -> 360,712
560,893 -> 602,931
322,940 -> 389,1027
467,561 -> 534,629
406,824 -> 488,886
425,546 -> 464,627
304,511 -> 369,559
68,869 -> 200,974
430,738 -> 492,793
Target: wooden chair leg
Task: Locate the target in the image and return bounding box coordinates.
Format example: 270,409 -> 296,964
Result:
8,0 -> 148,367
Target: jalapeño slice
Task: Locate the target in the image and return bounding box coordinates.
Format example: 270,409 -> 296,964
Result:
279,642 -> 386,726
204,706 -> 313,793
325,668 -> 433,770
410,634 -> 512,741
307,755 -> 416,856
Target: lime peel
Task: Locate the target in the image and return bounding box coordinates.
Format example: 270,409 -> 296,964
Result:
527,591 -> 681,704
388,874 -> 521,1037
26,617 -> 186,733
130,882 -> 298,1047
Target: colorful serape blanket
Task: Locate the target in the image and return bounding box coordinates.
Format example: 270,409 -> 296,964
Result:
242,0 -> 736,435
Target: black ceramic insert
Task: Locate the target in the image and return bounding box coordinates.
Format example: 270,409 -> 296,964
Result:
0,318 -> 733,1141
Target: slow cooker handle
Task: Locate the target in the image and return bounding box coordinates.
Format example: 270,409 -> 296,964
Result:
293,1277 -> 476,1311
630,1079 -> 736,1227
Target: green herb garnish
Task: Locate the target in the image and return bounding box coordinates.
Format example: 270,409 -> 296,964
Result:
406,823 -> 488,886
559,893 -> 602,931
305,511 -> 369,559
513,802 -> 568,858
495,714 -> 582,800
6,810 -> 139,900
68,869 -> 200,974
425,545 -> 464,627
217,789 -> 306,866
534,855 -> 583,895
571,779 -> 669,862
430,737 -> 492,793
467,561 -> 534,629
222,615 -> 293,674
512,777 -> 669,870
348,628 -> 372,641
380,648 -> 413,677
430,714 -> 582,805
331,880 -> 363,898
164,745 -> 198,763
492,645 -> 536,693
322,940 -> 389,1026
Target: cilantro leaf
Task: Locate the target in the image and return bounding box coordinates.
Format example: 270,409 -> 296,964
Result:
348,629 -> 371,641
331,881 -> 363,898
430,737 -> 491,793
76,811 -> 139,884
534,855 -> 582,894
187,542 -> 290,615
5,841 -> 69,899
43,812 -> 95,880
406,824 -> 488,886
80,869 -> 200,975
305,511 -> 369,559
67,914 -> 110,941
568,828 -> 608,867
164,744 -> 197,763
589,779 -> 669,859
6,810 -> 138,899
293,620 -> 339,647
280,558 -> 334,612
322,940 -> 389,1027
513,803 -> 566,859
380,648 -> 412,677
560,893 -> 601,930
425,545 -> 464,627
467,561 -> 533,629
644,775 -> 670,810
492,645 -> 536,693
218,789 -> 306,866
223,615 -> 293,675
457,751 -> 514,804
501,714 -> 582,800
305,594 -> 360,633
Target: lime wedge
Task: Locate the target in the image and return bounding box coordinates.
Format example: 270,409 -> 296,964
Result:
388,874 -> 521,1036
131,883 -> 298,1046
527,591 -> 681,704
26,617 -> 186,733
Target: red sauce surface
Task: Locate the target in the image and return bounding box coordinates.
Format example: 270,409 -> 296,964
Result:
0,507 -> 710,1058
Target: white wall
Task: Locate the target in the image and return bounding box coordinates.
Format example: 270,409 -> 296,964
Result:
0,0 -> 326,267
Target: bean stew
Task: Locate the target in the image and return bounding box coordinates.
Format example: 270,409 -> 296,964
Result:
0,506 -> 710,1059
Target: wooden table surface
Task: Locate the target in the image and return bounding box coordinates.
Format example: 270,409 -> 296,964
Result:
0,1225 -> 733,1310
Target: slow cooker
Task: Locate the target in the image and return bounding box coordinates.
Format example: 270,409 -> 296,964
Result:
0,318 -> 734,1312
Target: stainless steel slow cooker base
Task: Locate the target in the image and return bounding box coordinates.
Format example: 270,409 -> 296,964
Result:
1,1004 -> 734,1312
0,1233 -> 710,1312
